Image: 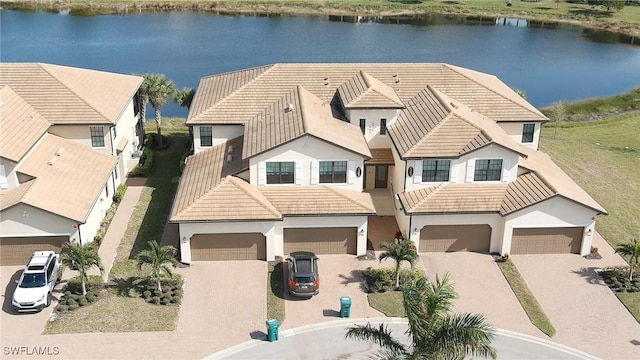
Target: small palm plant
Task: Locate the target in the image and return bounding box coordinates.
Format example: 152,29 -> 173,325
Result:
615,237 -> 640,281
346,274 -> 496,359
379,236 -> 419,289
136,240 -> 179,293
60,242 -> 104,296
144,73 -> 177,148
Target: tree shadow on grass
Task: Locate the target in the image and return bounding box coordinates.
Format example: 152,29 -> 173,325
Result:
112,276 -> 146,297
125,132 -> 190,262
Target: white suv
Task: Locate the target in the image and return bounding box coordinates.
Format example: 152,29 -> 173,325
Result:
12,251 -> 60,312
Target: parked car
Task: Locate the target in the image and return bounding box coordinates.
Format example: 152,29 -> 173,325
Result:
12,251 -> 60,312
286,251 -> 319,297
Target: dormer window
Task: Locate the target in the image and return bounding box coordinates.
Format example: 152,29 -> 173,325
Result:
474,159 -> 502,181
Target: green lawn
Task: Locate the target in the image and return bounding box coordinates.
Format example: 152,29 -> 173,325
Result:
540,111 -> 640,322
497,261 -> 556,337
267,262 -> 286,323
47,118 -> 189,333
368,291 -> 404,317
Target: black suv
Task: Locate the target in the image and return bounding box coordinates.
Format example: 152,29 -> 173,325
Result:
286,252 -> 319,297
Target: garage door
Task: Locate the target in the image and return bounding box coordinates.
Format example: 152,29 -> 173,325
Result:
284,227 -> 357,255
511,227 -> 583,254
419,225 -> 491,253
190,233 -> 266,261
0,236 -> 68,266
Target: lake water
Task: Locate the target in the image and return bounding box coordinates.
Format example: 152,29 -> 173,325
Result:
1,10 -> 639,117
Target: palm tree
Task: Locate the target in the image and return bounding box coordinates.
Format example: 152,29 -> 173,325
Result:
346,274 -> 496,360
615,237 -> 640,281
133,73 -> 150,123
136,240 -> 179,293
60,242 -> 104,296
173,87 -> 195,110
379,237 -> 419,289
145,74 -> 176,148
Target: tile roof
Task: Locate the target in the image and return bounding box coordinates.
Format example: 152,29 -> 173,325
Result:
0,86 -> 51,162
260,186 -> 376,216
399,183 -> 509,214
0,63 -> 142,125
242,86 -> 371,158
501,172 -> 555,215
170,136 -> 249,221
2,134 -> 117,222
337,70 -> 404,109
187,63 -> 547,126
365,148 -> 395,165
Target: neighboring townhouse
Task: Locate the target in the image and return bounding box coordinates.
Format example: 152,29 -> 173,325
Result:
0,64 -> 143,265
170,63 -> 605,263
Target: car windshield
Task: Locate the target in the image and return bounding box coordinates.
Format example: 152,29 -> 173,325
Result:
19,273 -> 46,288
294,276 -> 315,284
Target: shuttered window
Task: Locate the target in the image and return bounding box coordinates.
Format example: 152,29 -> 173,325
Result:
422,160 -> 450,182
319,161 -> 347,183
266,162 -> 295,184
474,159 -> 503,181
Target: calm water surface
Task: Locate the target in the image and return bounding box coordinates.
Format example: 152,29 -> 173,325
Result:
2,10 -> 639,116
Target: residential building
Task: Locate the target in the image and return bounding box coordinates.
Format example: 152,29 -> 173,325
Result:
170,63 -> 605,263
0,63 -> 143,265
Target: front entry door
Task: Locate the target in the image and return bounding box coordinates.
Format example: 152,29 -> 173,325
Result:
375,166 -> 388,188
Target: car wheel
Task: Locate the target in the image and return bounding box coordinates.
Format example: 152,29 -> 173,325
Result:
46,293 -> 51,307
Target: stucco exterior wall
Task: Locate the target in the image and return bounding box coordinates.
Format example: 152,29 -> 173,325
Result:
408,213 -> 504,253
193,125 -> 244,153
249,135 -> 366,191
0,158 -> 19,189
0,204 -> 78,240
498,122 -> 541,149
49,124 -> 111,155
502,197 -> 597,256
113,99 -> 140,175
345,109 -> 399,148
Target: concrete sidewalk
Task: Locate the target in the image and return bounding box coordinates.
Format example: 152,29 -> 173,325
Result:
90,177 -> 146,281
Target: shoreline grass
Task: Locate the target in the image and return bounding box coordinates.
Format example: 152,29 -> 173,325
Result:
2,0 -> 639,37
497,261 -> 556,337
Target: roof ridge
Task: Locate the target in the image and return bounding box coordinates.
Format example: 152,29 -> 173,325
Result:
228,176 -> 281,217
40,63 -> 111,123
442,64 -> 544,119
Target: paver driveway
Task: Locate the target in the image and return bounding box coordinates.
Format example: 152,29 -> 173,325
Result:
419,252 -> 544,338
512,235 -> 640,359
281,254 -> 385,330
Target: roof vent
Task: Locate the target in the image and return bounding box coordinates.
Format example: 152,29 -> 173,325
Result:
227,145 -> 234,154
286,103 -> 295,112
393,73 -> 398,78
450,102 -> 458,109
55,147 -> 65,157
47,156 -> 58,166
226,154 -> 233,164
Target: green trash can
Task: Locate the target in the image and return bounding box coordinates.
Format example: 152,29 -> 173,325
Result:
340,296 -> 352,318
266,319 -> 280,342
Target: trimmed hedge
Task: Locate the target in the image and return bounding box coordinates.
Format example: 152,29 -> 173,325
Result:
129,146 -> 153,177
363,267 -> 424,293
139,276 -> 184,306
113,184 -> 127,203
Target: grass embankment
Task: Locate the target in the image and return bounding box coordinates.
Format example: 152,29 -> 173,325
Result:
540,109 -> 640,322
3,0 -> 640,37
46,118 -> 189,334
368,291 -> 404,317
541,87 -> 640,122
497,261 -> 556,337
267,262 -> 286,323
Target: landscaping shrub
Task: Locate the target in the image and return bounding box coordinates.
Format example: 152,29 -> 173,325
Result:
66,275 -> 103,294
152,296 -> 160,304
143,290 -> 152,299
78,296 -> 88,306
173,289 -> 182,298
113,184 -> 127,203
363,267 -> 394,293
64,291 -> 71,298
172,296 -> 181,304
399,268 -> 425,286
86,293 -> 97,303
66,298 -> 77,307
161,297 -> 171,305
68,303 -> 79,311
56,304 -> 69,313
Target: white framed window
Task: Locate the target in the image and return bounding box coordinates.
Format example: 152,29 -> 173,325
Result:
266,161 -> 295,185
474,159 -> 503,181
379,118 -> 387,135
422,160 -> 450,182
522,123 -> 535,143
359,119 -> 366,134
319,161 -> 347,183
200,126 -> 213,147
90,126 -> 105,148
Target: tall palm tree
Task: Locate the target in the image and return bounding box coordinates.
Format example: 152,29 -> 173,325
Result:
615,237 -> 640,281
136,240 -> 179,293
346,274 -> 496,360
379,237 -> 419,289
133,73 -> 150,122
60,242 -> 104,296
173,87 -> 195,110
145,74 -> 176,148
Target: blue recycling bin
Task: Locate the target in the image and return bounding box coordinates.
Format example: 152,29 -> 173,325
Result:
266,319 -> 280,342
340,296 -> 352,318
